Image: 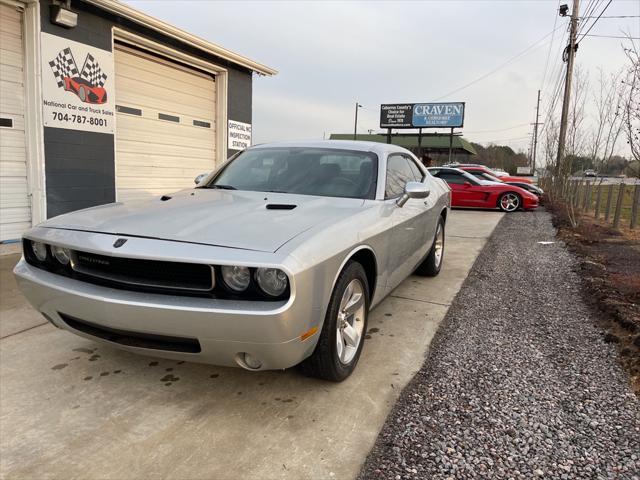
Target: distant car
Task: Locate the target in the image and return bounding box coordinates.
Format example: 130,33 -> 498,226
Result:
63,76 -> 108,104
456,167 -> 544,199
584,169 -> 597,177
428,167 -> 538,212
444,164 -> 533,184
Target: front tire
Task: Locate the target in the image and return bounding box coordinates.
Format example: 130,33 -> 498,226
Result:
300,261 -> 369,382
498,192 -> 521,212
416,216 -> 445,277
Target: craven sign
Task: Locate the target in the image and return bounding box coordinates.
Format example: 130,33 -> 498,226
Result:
380,102 -> 465,129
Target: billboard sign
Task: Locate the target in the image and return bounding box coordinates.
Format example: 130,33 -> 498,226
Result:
380,102 -> 465,129
380,104 -> 413,128
412,102 -> 464,128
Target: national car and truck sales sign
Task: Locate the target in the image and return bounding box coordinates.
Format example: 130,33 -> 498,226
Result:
40,33 -> 115,134
380,102 -> 465,129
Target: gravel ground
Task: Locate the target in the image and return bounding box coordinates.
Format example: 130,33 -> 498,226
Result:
359,210 -> 640,480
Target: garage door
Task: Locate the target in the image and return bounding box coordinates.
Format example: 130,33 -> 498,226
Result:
114,45 -> 216,203
0,3 -> 30,241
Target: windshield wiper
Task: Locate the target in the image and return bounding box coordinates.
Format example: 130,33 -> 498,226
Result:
198,184 -> 237,190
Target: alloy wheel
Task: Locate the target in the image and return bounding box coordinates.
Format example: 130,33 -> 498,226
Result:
336,279 -> 366,365
500,193 -> 520,212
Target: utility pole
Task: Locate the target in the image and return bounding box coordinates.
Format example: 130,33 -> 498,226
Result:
555,0 -> 579,175
353,102 -> 362,140
532,89 -> 541,175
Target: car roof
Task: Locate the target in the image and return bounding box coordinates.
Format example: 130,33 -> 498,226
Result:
249,140 -> 415,157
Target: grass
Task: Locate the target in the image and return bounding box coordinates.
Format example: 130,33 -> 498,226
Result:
587,183 -> 638,223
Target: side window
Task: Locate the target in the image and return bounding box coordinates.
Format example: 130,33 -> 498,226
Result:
404,155 -> 425,182
440,172 -> 466,185
385,154 -> 414,198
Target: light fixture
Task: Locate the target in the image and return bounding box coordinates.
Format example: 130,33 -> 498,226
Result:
50,2 -> 78,29
559,4 -> 569,17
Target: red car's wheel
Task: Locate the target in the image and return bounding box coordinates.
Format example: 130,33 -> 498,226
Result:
78,86 -> 87,102
498,192 -> 521,212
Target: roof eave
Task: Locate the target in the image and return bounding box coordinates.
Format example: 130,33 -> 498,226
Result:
85,0 -> 277,76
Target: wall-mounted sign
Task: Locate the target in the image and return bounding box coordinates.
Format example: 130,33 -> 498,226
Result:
228,120 -> 252,151
40,32 -> 115,133
380,102 -> 465,129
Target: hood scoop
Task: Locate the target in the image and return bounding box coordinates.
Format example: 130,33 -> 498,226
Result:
266,204 -> 297,210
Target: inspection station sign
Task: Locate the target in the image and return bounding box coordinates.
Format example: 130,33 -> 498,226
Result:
380,102 -> 465,129
40,33 -> 115,134
228,120 -> 252,151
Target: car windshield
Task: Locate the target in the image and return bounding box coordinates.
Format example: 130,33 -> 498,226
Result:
201,147 -> 378,199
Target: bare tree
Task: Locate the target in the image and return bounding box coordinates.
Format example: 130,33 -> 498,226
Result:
565,66 -> 589,172
588,67 -> 625,172
621,36 -> 640,177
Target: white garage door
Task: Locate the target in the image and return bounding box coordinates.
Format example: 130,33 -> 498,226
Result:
0,3 -> 30,241
114,45 -> 217,203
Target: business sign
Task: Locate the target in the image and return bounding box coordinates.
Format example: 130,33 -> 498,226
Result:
228,120 -> 252,151
40,33 -> 115,133
516,166 -> 532,175
380,104 -> 413,128
380,102 -> 465,129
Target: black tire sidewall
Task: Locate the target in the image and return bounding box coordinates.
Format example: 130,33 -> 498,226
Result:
323,262 -> 370,380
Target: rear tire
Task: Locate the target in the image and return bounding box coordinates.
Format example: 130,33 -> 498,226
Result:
299,261 -> 369,382
415,217 -> 445,277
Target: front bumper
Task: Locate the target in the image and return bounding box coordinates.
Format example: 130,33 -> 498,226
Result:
523,196 -> 539,210
14,260 -> 320,370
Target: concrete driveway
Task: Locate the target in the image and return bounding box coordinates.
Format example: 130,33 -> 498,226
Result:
0,210 -> 503,480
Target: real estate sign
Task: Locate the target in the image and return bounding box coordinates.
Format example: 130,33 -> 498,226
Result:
380,102 -> 465,129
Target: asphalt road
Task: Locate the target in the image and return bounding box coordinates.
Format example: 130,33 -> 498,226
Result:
0,210 -> 503,480
358,210 -> 640,479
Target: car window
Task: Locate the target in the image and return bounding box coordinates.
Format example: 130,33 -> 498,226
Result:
385,154 -> 416,198
404,155 -> 425,182
203,148 -> 378,200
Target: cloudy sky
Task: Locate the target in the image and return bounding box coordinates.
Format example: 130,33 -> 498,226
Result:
127,0 -> 639,155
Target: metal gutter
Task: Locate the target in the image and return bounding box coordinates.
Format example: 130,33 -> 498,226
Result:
85,0 -> 277,76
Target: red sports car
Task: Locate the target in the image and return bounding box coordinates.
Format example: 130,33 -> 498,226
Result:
444,164 -> 533,184
428,167 -> 538,212
63,76 -> 107,104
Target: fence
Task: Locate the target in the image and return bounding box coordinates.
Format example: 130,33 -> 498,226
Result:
539,177 -> 640,230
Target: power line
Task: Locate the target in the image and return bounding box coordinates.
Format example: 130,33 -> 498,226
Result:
464,123 -> 531,134
540,0 -> 562,90
431,24 -> 564,101
581,15 -> 640,18
577,0 -> 613,42
584,33 -> 640,39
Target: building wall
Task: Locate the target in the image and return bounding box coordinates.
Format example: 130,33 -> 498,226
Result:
39,0 -> 253,218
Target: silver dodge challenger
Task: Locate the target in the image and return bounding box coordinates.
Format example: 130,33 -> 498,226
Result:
14,141 -> 450,381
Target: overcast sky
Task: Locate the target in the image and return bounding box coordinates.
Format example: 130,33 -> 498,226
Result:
127,0 -> 639,155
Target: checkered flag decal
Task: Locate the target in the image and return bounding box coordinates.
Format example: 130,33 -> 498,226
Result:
80,53 -> 107,88
49,48 -> 79,88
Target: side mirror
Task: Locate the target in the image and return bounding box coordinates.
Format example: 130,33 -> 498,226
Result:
397,181 -> 430,207
194,173 -> 208,185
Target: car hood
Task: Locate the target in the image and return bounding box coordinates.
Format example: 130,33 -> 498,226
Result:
42,189 -> 365,253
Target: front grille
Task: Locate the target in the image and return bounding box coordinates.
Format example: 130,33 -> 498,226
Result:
59,313 -> 201,353
71,251 -> 214,292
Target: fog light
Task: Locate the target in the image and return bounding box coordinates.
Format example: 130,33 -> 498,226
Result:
52,246 -> 71,265
243,353 -> 262,370
31,241 -> 47,261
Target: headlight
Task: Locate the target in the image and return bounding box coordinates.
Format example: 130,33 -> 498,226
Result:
52,245 -> 71,265
31,241 -> 48,261
255,268 -> 288,297
221,265 -> 250,292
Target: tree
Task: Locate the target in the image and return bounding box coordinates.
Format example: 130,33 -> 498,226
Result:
621,36 -> 640,177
